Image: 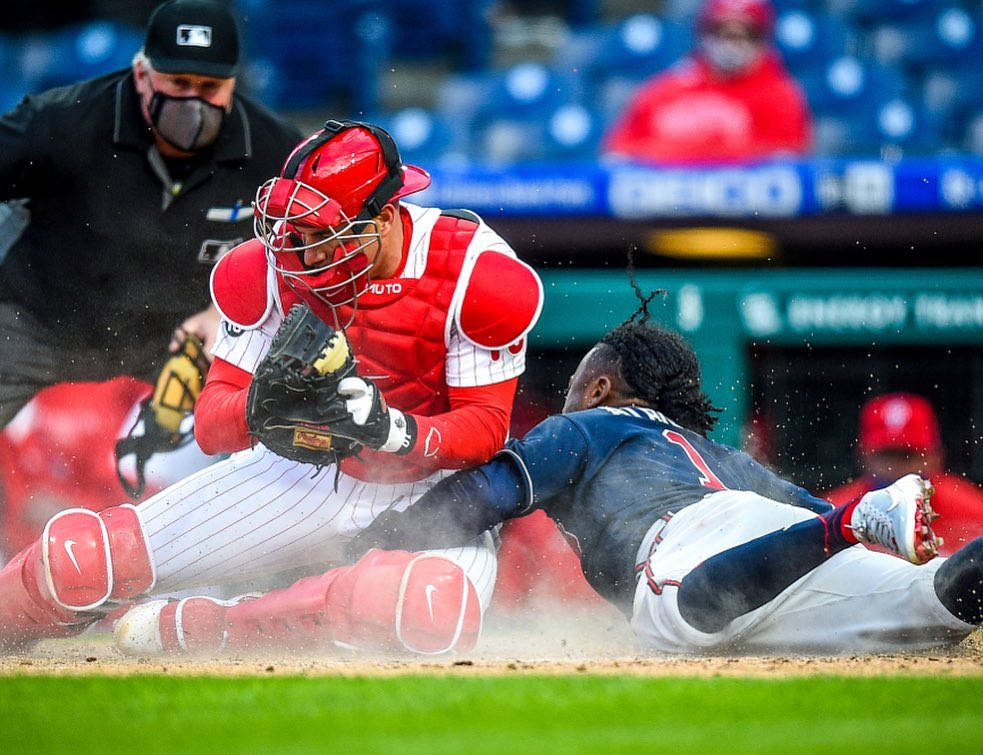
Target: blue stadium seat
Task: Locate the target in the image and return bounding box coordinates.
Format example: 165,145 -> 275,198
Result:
461,62 -> 589,164
555,14 -> 690,84
836,0 -> 936,22
373,107 -> 460,166
471,98 -> 603,165
238,0 -> 390,112
542,102 -> 603,161
475,117 -> 544,165
815,96 -> 939,156
434,71 -> 495,126
964,110 -> 983,154
921,64 -> 983,115
798,56 -> 905,117
899,7 -> 981,67
478,63 -> 583,121
774,9 -> 853,75
6,22 -> 142,96
595,73 -> 647,124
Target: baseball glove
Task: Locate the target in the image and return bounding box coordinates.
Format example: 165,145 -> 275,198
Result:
116,334 -> 210,498
246,303 -> 361,465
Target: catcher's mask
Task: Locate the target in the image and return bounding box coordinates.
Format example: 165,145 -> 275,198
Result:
253,119 -> 431,313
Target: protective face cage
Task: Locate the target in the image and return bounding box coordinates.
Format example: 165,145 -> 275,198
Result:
253,178 -> 380,312
252,120 -> 408,315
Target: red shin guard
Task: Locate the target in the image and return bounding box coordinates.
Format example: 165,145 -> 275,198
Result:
216,550 -> 482,654
0,505 -> 154,651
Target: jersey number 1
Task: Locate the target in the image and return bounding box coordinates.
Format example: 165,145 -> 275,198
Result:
662,430 -> 727,491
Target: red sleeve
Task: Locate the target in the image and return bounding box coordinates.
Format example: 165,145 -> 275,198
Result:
400,378 -> 519,470
750,76 -> 813,157
601,77 -> 668,157
194,356 -> 252,454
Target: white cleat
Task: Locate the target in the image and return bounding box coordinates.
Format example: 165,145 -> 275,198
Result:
850,473 -> 942,564
113,597 -> 232,656
113,599 -> 168,656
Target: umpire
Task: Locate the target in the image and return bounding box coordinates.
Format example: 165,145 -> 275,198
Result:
0,0 -> 303,427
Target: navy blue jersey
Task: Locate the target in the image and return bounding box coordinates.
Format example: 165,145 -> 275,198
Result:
348,404 -> 832,612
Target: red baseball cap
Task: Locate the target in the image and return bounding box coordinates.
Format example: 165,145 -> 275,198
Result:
859,393 -> 941,454
698,0 -> 775,38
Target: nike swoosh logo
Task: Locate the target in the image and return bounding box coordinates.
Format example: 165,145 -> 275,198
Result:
424,584 -> 438,622
64,539 -> 82,575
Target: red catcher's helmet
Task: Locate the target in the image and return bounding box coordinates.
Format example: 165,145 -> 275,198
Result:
253,120 -> 431,312
698,0 -> 774,39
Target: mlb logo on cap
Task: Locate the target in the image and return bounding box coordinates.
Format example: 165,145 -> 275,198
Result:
177,24 -> 212,48
144,0 -> 239,78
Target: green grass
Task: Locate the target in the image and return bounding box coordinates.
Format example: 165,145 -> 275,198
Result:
1,674 -> 980,753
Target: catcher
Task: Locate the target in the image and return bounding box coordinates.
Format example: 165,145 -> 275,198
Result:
0,120 -> 543,655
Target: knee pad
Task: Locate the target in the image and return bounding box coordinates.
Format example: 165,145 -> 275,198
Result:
396,554 -> 482,654
41,505 -> 155,611
327,549 -> 482,654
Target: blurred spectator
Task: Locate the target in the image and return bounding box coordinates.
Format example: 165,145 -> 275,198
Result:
826,392 -> 983,555
0,0 -> 301,558
602,0 -> 811,163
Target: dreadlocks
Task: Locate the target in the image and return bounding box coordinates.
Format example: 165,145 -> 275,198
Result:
596,253 -> 721,435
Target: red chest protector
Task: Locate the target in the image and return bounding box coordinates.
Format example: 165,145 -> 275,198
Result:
276,214 -> 479,483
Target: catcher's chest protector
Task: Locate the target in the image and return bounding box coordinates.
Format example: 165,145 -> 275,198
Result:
278,214 -> 477,417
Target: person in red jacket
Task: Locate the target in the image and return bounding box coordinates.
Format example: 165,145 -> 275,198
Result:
826,393 -> 983,555
602,0 -> 811,163
0,120 -> 544,655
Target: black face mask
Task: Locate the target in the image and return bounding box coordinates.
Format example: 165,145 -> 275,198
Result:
148,90 -> 226,152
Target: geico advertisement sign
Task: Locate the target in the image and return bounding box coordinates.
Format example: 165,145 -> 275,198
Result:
607,166 -> 803,218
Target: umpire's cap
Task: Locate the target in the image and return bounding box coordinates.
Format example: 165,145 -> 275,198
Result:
144,0 -> 240,78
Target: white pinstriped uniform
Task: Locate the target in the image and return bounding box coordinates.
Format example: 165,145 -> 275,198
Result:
134,203 -> 528,609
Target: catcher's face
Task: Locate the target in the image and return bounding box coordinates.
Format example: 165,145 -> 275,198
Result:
296,203 -> 402,281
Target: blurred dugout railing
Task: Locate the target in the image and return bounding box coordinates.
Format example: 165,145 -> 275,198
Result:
1,1 -> 982,163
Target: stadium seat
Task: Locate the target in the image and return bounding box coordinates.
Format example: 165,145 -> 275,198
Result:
836,0 -> 936,22
595,73 -> 647,124
542,102 -> 603,161
479,62 -> 582,121
799,55 -> 905,117
364,0 -> 493,70
3,22 -> 142,100
555,14 -> 690,85
774,9 -> 853,75
964,110 -> 983,154
239,0 -> 390,111
898,6 -> 981,67
815,96 -> 939,156
373,107 -> 461,166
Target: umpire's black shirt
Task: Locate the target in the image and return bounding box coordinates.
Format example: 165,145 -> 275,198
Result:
0,69 -> 302,379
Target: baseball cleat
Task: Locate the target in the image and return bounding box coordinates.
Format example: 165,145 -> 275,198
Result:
114,597 -> 231,656
850,474 -> 942,564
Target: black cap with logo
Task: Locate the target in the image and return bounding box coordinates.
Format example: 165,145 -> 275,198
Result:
144,0 -> 240,78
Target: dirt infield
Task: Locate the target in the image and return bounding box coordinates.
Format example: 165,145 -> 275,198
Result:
3,610 -> 982,678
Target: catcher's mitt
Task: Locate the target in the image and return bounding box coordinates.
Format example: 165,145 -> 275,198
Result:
116,334 -> 210,498
246,303 -> 361,465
